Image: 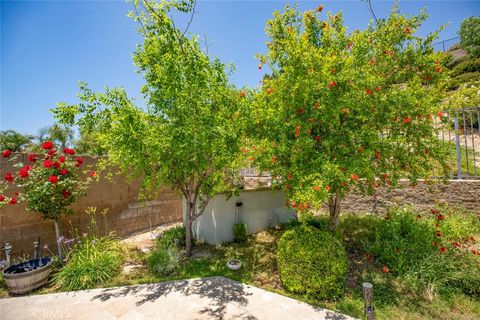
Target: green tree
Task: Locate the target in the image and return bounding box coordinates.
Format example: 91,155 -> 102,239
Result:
53,0 -> 247,255
38,123 -> 75,150
459,16 -> 480,58
248,5 -> 449,229
0,130 -> 34,152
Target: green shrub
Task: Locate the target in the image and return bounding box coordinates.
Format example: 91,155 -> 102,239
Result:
277,226 -> 348,299
156,225 -> 186,249
232,223 -> 248,243
300,213 -> 330,230
452,58 -> 480,76
54,236 -> 124,290
367,207 -> 437,274
367,206 -> 480,298
148,247 -> 181,276
448,72 -> 480,90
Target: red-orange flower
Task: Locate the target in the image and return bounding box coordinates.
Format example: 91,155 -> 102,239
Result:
28,154 -> 37,162
382,265 -> 389,273
2,149 -> 11,158
49,175 -> 58,184
439,246 -> 447,253
42,141 -> 54,150
8,197 -> 17,205
4,172 -> 14,183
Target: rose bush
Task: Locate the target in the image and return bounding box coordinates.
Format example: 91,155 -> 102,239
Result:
0,142 -> 94,258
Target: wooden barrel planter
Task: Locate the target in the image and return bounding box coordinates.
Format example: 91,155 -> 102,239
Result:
2,257 -> 53,295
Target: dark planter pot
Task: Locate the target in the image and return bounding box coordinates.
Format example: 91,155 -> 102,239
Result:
2,257 -> 53,295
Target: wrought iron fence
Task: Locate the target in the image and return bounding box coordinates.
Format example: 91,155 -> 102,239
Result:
433,37 -> 460,52
436,107 -> 480,180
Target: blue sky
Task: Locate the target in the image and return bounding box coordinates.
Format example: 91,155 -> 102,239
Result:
1,0 -> 479,135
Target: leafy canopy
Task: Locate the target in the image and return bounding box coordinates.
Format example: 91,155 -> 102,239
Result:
248,5 -> 449,211
53,0 -> 247,201
459,16 -> 480,58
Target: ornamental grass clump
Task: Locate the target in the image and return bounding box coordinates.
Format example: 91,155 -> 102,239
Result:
1,143 -> 94,258
53,235 -> 124,291
366,206 -> 480,299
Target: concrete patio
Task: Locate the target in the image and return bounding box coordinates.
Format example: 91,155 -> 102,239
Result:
0,276 -> 355,320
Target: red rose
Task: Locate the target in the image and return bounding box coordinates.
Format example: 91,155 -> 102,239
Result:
439,246 -> 447,253
365,88 -> 373,95
60,169 -> 69,175
8,197 -> 17,205
42,141 -> 54,150
4,172 -> 14,183
430,208 -> 439,215
19,167 -> 29,178
382,265 -> 389,273
49,175 -> 58,184
435,66 -> 442,73
437,214 -> 444,221
63,148 -> 76,155
59,156 -> 66,163
0,194 -> 5,202
47,149 -> 57,156
28,153 -> 37,162
328,81 -> 337,90
43,160 -> 54,168
351,174 -> 359,181
62,190 -> 71,198
403,117 -> 411,124
75,157 -> 84,166
325,185 -> 331,191
2,149 -> 11,158
88,171 -> 96,177
437,111 -> 444,118
53,162 -> 61,168
314,135 -> 321,141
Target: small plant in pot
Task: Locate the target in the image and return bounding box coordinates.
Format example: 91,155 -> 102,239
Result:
1,143 -> 94,293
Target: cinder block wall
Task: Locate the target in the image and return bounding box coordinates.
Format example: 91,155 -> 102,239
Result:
0,154 -> 182,259
340,180 -> 480,214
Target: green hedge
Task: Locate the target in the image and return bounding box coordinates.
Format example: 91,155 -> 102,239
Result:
277,226 -> 348,299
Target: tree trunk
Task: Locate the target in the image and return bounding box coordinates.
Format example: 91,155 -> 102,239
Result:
54,219 -> 64,260
185,218 -> 193,257
328,192 -> 341,231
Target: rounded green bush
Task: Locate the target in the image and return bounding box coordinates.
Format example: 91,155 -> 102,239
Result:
148,247 -> 181,276
277,226 -> 348,299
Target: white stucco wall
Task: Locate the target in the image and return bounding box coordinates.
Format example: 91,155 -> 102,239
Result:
184,188 -> 297,245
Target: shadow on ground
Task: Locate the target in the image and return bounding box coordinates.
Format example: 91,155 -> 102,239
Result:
92,276 -> 256,319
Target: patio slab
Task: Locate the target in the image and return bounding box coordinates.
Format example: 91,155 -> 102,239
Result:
0,276 -> 355,320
